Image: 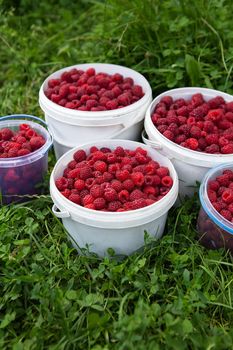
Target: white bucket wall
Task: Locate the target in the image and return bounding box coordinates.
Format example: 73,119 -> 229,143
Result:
39,63 -> 152,159
144,87 -> 233,198
50,139 -> 179,257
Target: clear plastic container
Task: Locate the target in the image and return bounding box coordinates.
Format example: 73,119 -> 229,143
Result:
197,163 -> 233,252
0,115 -> 53,204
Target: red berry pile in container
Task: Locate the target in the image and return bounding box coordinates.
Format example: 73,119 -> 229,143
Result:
0,123 -> 47,204
207,169 -> 233,223
55,146 -> 173,212
151,93 -> 233,154
0,124 -> 45,158
45,67 -> 144,111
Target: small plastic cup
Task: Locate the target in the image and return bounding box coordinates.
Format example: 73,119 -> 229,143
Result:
197,163 -> 233,252
0,115 -> 53,204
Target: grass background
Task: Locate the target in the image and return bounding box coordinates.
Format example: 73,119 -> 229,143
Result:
1,0 -> 233,349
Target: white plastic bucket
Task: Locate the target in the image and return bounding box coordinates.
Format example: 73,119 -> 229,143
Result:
50,139 -> 178,257
39,63 -> 152,159
144,87 -> 233,198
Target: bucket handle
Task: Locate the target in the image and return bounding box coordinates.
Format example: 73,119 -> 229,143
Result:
141,130 -> 163,150
0,114 -> 48,128
52,204 -> 70,218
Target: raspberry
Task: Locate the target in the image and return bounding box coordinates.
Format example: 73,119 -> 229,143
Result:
190,106 -> 205,119
129,189 -> 145,201
116,170 -> 130,181
220,209 -> 232,221
221,144 -> 233,154
1,128 -> 13,141
217,174 -> 230,186
125,198 -> 147,210
17,148 -> 30,156
131,172 -> 144,186
205,144 -> 219,154
143,186 -> 158,196
68,193 -> 81,204
61,189 -> 71,198
156,167 -> 169,178
118,190 -> 130,203
206,109 -> 223,122
222,189 -> 233,204
93,160 -> 107,173
161,176 -> 173,187
208,96 -> 225,109
90,184 -> 104,198
29,136 -> 45,150
191,93 -> 204,107
108,200 -> 122,211
208,189 -> 217,203
73,179 -> 85,190
190,126 -> 202,138
82,194 -> 94,206
163,130 -> 174,141
55,177 -> 68,191
73,149 -> 86,162
79,166 -> 93,180
8,148 -> 18,158
161,96 -> 173,107
186,138 -> 198,150
104,188 -> 118,201
208,180 -> 220,191
114,146 -> 125,157
93,197 -> 106,210
122,179 -> 134,192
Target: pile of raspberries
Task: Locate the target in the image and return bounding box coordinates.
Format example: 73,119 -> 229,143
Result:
0,124 -> 46,158
207,169 -> 233,223
55,146 -> 173,212
151,93 -> 233,154
45,67 -> 144,111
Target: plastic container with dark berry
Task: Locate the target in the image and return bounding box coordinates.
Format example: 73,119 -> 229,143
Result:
144,87 -> 233,198
0,115 -> 53,204
197,163 -> 233,252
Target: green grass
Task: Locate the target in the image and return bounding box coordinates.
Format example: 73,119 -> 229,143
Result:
1,0 -> 233,349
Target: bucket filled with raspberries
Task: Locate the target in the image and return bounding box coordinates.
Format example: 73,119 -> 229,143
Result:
197,163 -> 233,253
39,63 -> 152,159
144,87 -> 233,198
50,139 -> 178,257
0,115 -> 53,204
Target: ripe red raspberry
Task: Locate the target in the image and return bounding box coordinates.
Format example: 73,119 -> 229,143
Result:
104,187 -> 118,201
208,189 -> 217,203
61,189 -> 71,198
163,130 -> 174,141
82,194 -> 94,206
220,209 -> 232,221
73,149 -> 86,162
191,93 -> 204,107
161,176 -> 173,187
125,198 -> 147,210
160,96 -> 173,107
186,138 -> 198,150
1,128 -> 14,141
118,190 -> 130,203
143,186 -> 158,196
190,126 -> 202,138
74,179 -> 85,191
116,169 -> 130,181
222,189 -> 233,204
216,174 -> 230,186
206,109 -> 223,122
205,144 -> 220,154
208,96 -> 225,109
56,177 -> 68,191
114,146 -> 125,157
108,200 -> 122,211
221,144 -> 233,154
79,166 -> 93,180
93,197 -> 106,210
208,180 -> 220,191
80,189 -> 89,198
17,148 -> 30,156
122,179 -> 134,192
131,172 -> 144,186
68,193 -> 81,204
29,136 -> 45,150
90,184 -> 104,198
129,189 -> 145,201
111,179 -> 123,192
8,148 -> 18,158
156,167 -> 169,178
93,160 -> 107,173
